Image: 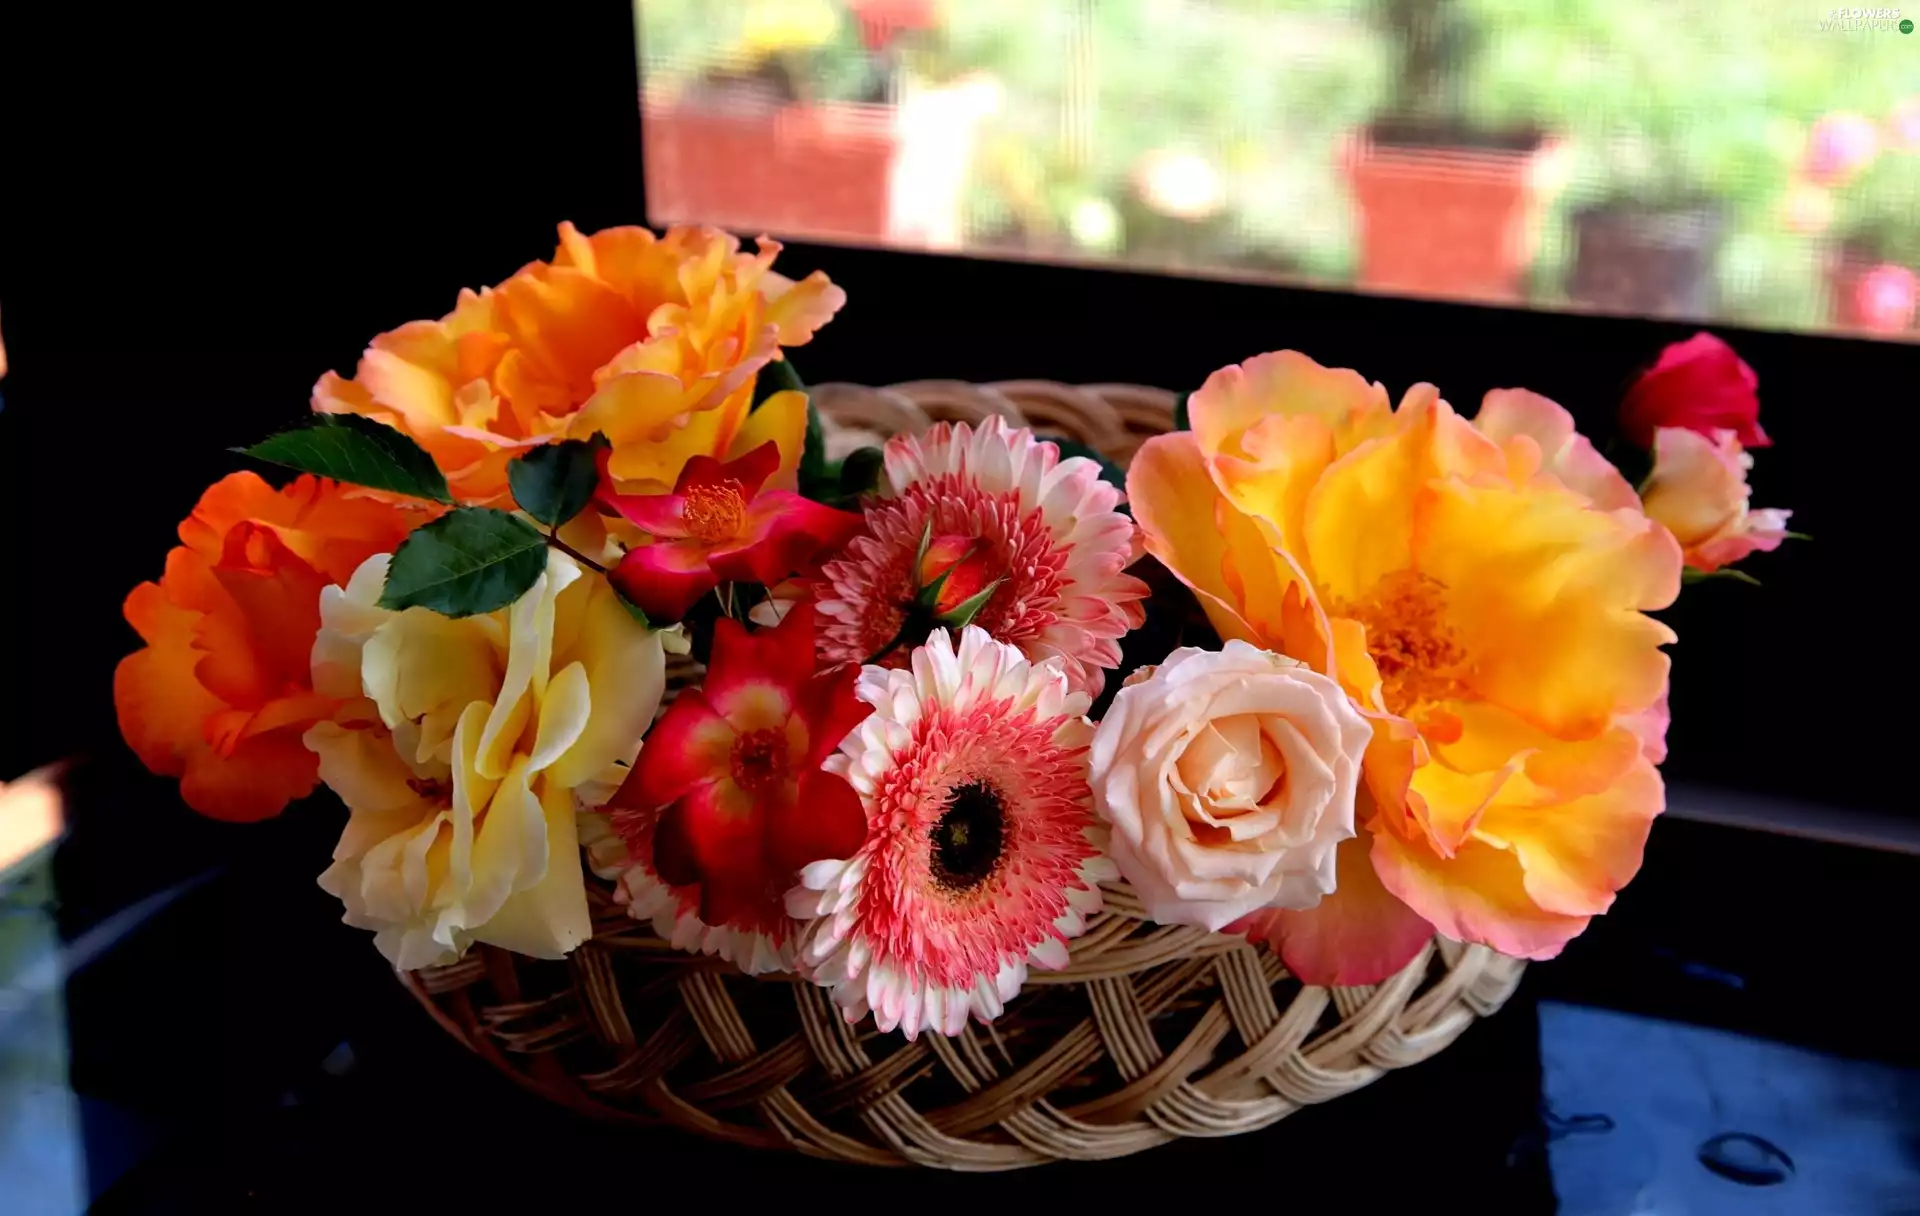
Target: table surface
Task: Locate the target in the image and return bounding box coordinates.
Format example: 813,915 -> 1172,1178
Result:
4,762 -> 1917,1214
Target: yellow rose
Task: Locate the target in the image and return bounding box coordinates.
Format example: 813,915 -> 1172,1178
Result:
1131,351 -> 1680,982
306,550 -> 666,969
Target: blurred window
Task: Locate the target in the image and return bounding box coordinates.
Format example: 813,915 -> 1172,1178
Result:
637,0 -> 1920,338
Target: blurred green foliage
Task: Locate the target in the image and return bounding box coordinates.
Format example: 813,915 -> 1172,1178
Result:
634,0 -> 1920,331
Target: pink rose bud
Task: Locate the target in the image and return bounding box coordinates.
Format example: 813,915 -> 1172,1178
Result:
1620,333 -> 1769,450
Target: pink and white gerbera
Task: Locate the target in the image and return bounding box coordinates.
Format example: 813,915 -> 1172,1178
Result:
814,416 -> 1148,698
787,627 -> 1117,1039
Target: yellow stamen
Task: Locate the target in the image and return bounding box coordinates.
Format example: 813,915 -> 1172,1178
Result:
1335,570 -> 1469,717
683,479 -> 747,543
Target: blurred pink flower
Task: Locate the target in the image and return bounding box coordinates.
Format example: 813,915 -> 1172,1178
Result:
1889,98 -> 1920,153
1804,112 -> 1879,185
1854,263 -> 1919,333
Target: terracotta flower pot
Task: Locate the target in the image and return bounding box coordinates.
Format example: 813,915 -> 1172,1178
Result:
1569,203 -> 1724,319
1344,130 -> 1557,302
643,96 -> 899,243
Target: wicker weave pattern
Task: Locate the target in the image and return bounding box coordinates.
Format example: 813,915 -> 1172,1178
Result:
402,380 -> 1526,1169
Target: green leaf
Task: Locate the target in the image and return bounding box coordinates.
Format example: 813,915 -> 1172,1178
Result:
937,577 -> 1005,628
238,414 -> 454,504
508,434 -> 608,528
1681,566 -> 1763,587
838,446 -> 884,499
377,508 -> 549,617
1047,437 -> 1127,491
752,357 -> 805,411
1782,531 -> 1813,542
913,517 -> 935,573
613,587 -> 652,628
798,397 -> 842,504
915,566 -> 953,613
1172,392 -> 1192,433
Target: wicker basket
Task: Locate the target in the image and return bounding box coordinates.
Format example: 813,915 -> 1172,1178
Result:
401,380 -> 1527,1170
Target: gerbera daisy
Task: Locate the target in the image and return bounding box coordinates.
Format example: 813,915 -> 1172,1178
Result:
814,416 -> 1148,697
787,626 -> 1117,1039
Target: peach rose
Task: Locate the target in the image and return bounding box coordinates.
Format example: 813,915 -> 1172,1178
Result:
1640,427 -> 1792,573
114,474 -> 425,821
1089,642 -> 1370,931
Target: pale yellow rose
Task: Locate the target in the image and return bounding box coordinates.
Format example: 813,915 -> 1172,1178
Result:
306,550 -> 666,969
1088,642 -> 1370,932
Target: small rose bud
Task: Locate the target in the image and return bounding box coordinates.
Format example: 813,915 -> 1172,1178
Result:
916,534 -> 996,617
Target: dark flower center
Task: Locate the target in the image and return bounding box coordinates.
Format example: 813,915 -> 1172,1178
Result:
730,728 -> 788,794
406,776 -> 452,806
930,781 -> 1006,891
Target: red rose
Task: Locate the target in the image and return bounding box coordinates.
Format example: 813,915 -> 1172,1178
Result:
1619,333 -> 1769,450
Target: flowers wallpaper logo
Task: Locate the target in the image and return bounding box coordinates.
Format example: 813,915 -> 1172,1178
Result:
113,225 -> 1798,1052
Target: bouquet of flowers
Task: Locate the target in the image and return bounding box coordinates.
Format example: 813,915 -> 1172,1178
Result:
113,224 -> 1794,1059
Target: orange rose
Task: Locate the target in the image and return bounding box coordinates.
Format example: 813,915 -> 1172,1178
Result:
114,473 -> 425,821
313,224 -> 845,504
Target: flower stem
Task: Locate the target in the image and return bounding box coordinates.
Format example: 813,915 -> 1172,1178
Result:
546,530 -> 607,574
863,622 -> 914,666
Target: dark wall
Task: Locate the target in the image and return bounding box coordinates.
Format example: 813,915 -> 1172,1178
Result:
3,3 -> 1910,825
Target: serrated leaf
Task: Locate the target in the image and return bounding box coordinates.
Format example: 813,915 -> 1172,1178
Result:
378,508 -> 549,617
509,434 -> 607,527
753,357 -> 805,411
1046,437 -> 1127,490
238,414 -> 454,504
838,446 -> 884,498
1172,392 -> 1191,433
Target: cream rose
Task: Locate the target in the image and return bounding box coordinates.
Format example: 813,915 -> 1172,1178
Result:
305,550 -> 666,969
1640,426 -> 1792,574
1088,642 -> 1370,931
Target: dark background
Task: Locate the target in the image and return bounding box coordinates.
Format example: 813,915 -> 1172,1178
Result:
2,5 -> 1915,1209
4,4 -> 1906,814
